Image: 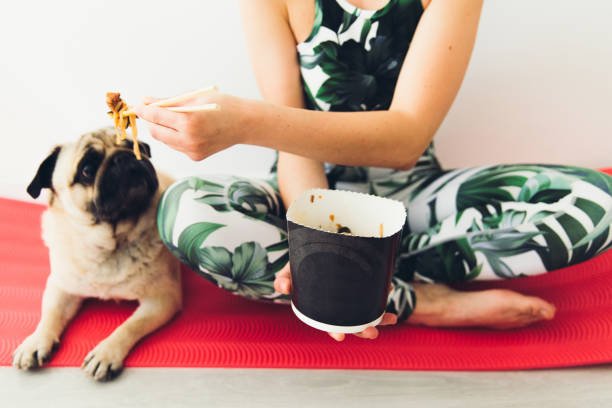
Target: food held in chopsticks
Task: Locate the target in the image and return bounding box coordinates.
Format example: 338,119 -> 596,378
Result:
106,92 -> 142,160
105,87 -> 221,160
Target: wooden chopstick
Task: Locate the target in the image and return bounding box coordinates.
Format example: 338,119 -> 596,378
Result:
165,104 -> 220,113
149,86 -> 218,108
119,85 -> 220,117
121,103 -> 219,117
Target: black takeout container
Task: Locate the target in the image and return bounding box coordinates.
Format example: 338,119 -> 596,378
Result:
286,189 -> 406,333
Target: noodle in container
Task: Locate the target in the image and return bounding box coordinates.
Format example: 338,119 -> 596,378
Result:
286,189 -> 406,333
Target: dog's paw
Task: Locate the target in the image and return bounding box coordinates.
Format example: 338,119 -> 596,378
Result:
82,340 -> 125,381
12,333 -> 59,370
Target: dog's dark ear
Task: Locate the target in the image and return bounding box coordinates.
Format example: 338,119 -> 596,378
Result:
139,142 -> 152,158
27,146 -> 61,199
120,140 -> 152,158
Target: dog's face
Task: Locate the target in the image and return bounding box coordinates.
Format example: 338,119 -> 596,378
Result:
27,127 -> 159,224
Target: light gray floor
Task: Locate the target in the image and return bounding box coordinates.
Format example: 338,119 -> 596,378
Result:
2,366 -> 611,408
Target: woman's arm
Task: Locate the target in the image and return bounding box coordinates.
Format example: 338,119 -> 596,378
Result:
243,0 -> 483,169
240,0 -> 328,207
135,0 -> 482,169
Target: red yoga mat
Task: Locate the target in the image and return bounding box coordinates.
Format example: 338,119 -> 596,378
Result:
1,171 -> 611,370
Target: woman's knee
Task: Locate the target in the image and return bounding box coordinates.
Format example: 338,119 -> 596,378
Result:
157,177 -> 197,248
156,176 -> 289,302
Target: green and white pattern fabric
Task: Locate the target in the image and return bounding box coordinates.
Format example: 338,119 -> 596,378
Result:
157,0 -> 612,322
159,167 -> 612,321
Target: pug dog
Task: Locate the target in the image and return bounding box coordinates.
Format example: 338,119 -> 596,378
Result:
12,127 -> 182,381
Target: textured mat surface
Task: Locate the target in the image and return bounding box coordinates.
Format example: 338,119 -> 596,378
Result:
1,170 -> 611,370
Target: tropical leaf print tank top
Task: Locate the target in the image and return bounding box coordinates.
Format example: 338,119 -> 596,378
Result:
295,0 -> 442,192
299,0 -> 422,111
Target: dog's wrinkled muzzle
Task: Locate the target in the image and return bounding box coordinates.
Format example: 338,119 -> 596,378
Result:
93,151 -> 159,223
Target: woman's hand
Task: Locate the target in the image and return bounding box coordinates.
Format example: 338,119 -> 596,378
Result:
274,263 -> 398,341
132,91 -> 252,161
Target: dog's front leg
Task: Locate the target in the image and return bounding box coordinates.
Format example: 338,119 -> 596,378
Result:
82,294 -> 180,381
13,281 -> 83,369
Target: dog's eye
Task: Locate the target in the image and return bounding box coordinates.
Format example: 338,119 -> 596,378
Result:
74,148 -> 103,186
81,164 -> 96,181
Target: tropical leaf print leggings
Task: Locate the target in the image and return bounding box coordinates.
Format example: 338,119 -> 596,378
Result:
158,163 -> 612,321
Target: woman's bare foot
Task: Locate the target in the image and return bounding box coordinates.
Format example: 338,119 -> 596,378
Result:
408,283 -> 556,330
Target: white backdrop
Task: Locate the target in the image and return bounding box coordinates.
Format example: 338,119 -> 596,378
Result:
0,0 -> 610,200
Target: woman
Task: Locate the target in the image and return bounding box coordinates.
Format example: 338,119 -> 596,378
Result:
133,0 -> 612,341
